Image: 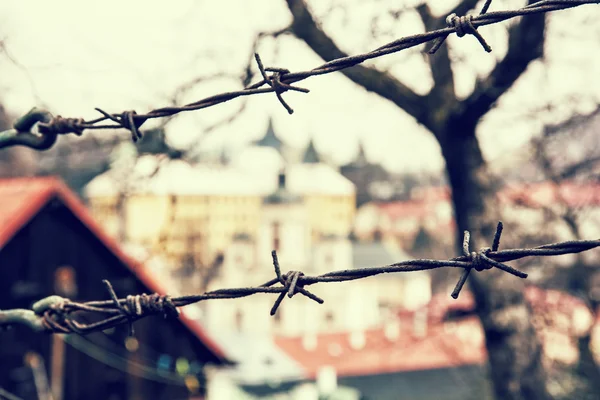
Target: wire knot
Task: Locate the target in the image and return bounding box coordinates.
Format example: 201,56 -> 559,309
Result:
269,251 -> 324,316
94,108 -> 146,143
429,12 -> 492,54
38,116 -> 85,136
447,14 -> 473,38
103,280 -> 139,335
39,298 -> 84,334
124,294 -> 144,317
254,53 -> 309,115
120,293 -> 180,319
120,111 -> 144,142
283,271 -> 305,298
470,248 -> 493,272
451,222 -> 527,299
149,294 -> 180,319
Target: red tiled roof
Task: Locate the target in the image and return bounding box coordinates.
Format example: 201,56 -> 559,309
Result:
376,201 -> 433,220
276,286 -> 597,379
420,287 -> 591,322
0,176 -> 228,362
374,182 -> 600,221
275,317 -> 485,379
499,182 -> 600,208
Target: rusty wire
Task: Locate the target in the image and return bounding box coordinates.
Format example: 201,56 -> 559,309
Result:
1,0 -> 598,150
1,222 -> 599,335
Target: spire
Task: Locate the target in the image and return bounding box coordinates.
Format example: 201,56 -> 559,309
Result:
355,140 -> 368,166
340,139 -> 370,170
302,138 -> 320,164
255,118 -> 283,153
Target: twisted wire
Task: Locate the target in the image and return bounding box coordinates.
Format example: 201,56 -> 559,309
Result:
1,222 -> 598,335
1,0 -> 598,149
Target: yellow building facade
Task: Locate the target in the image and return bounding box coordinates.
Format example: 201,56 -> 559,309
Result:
85,158 -> 355,268
87,193 -> 262,264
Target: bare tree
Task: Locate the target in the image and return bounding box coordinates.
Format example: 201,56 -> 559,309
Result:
281,0 -> 550,398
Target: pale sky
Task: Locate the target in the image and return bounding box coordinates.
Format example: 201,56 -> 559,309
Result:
1,0 -> 599,173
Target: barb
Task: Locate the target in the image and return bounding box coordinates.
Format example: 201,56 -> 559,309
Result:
1,222 -> 598,335
0,0 -> 597,150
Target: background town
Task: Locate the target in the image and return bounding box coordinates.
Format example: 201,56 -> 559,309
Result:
1,1 -> 600,400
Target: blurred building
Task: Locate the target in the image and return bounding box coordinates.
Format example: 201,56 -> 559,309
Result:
204,169 -> 431,340
498,181 -> 600,241
84,122 -> 356,277
339,140 -> 390,207
0,177 -> 229,400
353,182 -> 600,252
353,186 -> 453,249
226,287 -> 600,400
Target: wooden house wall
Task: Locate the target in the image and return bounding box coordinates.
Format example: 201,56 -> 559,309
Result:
0,196 -> 215,400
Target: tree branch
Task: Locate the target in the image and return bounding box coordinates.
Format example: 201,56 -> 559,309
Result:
285,0 -> 430,127
457,0 -> 546,125
416,4 -> 455,125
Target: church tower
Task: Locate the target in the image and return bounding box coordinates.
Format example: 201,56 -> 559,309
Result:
257,169 -> 310,270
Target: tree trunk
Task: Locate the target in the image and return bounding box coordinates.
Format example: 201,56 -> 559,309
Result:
568,261 -> 600,395
577,333 -> 600,395
438,126 -> 551,400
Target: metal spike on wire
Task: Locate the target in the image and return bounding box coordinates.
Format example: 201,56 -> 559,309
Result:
0,0 -> 598,150
1,221 -> 599,335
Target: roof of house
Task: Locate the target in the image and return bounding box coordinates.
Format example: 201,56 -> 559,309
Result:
254,118 -> 284,152
285,163 -> 355,196
85,157 -> 355,197
413,287 -> 595,323
276,285 -> 598,380
275,317 -> 485,379
363,182 -> 600,226
301,138 -> 320,164
499,182 -> 600,208
209,332 -> 306,385
352,241 -> 410,270
85,156 -> 272,196
374,200 -> 433,220
0,176 -> 229,363
346,141 -> 369,167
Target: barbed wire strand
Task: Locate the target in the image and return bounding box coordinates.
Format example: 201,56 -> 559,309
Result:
1,222 -> 599,335
0,0 -> 598,150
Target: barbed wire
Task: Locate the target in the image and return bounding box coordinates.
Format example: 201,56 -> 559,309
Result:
1,222 -> 598,336
0,0 -> 598,150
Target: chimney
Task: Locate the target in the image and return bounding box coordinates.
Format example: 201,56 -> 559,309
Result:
302,333 -> 317,351
384,318 -> 400,342
317,366 -> 337,397
413,309 -> 428,338
348,330 -> 365,350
